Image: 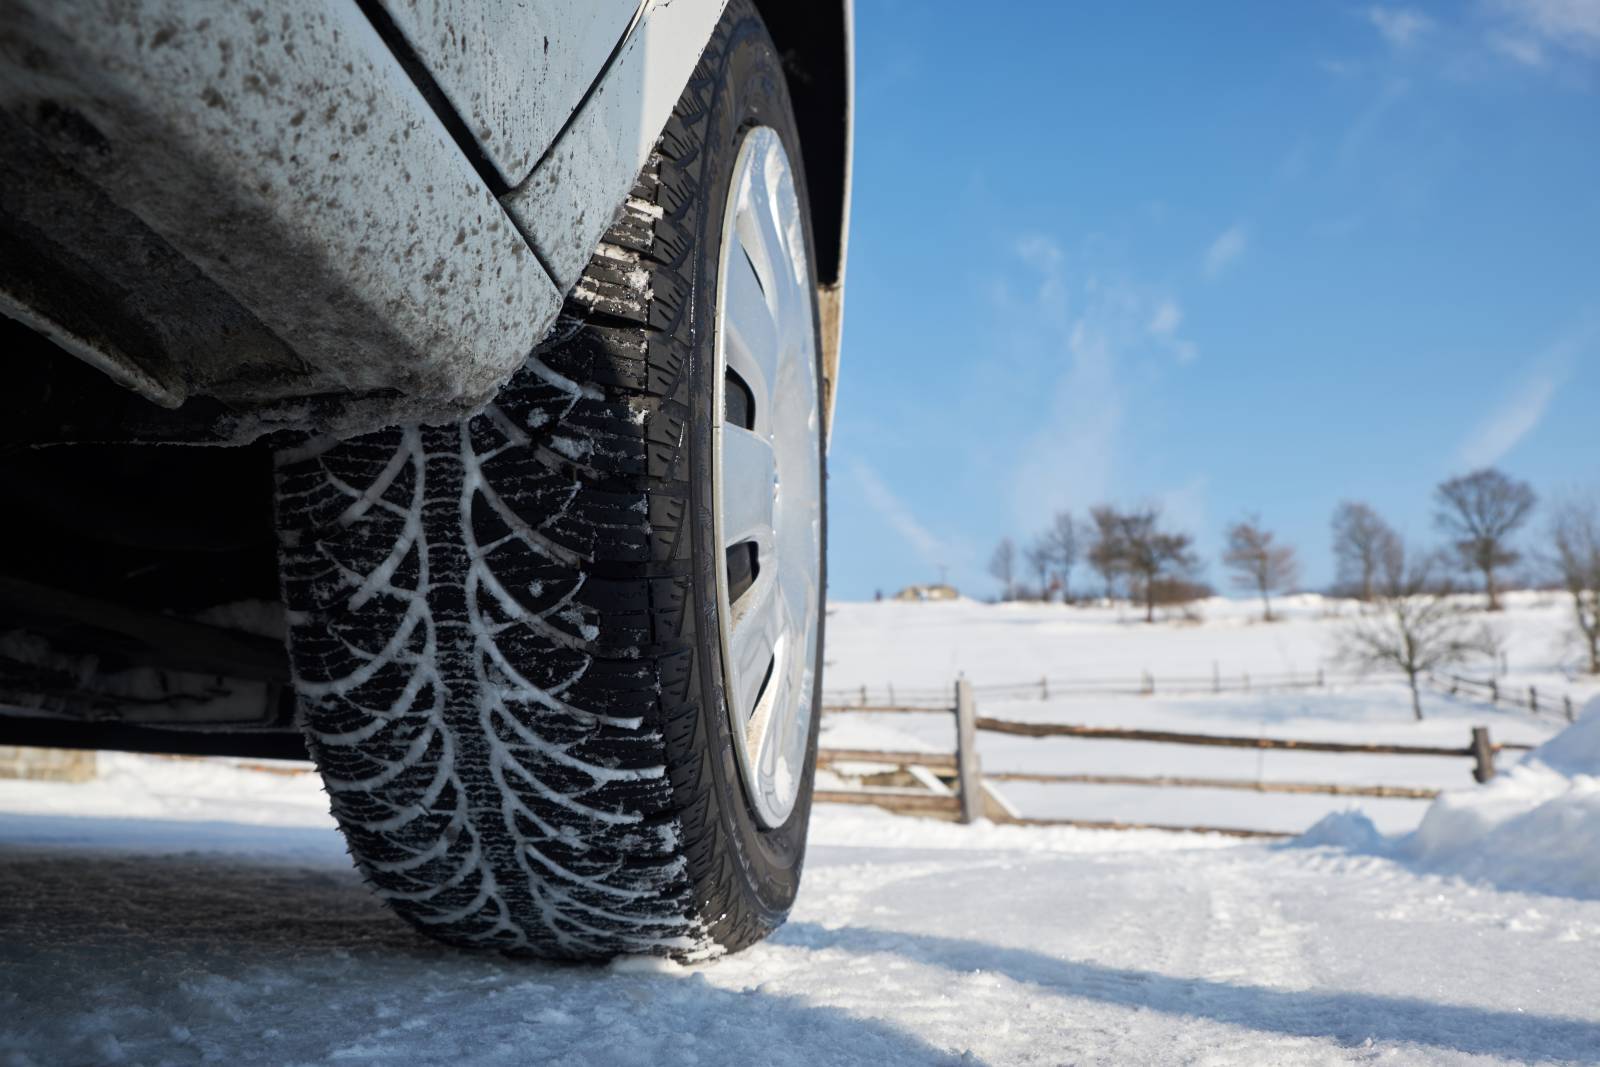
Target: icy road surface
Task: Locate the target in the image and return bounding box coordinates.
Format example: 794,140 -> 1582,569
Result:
3,756 -> 1600,1065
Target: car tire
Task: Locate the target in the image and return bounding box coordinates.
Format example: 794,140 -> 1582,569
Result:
273,0 -> 825,961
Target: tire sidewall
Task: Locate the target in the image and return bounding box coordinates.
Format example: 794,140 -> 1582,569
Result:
680,9 -> 826,925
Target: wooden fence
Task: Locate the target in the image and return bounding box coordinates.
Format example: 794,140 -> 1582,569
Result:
814,679 -> 1538,838
826,667 -> 1584,714
823,668 -> 1353,708
1428,671 -> 1578,722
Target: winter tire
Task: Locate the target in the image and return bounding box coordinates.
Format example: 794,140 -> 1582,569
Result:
273,1 -> 825,961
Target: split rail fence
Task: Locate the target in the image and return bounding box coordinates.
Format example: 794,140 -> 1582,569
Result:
1428,670 -> 1578,722
815,679 -> 1538,839
827,668 -> 1581,715
823,668 -> 1353,709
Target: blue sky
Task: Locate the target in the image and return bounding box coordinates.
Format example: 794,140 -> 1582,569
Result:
826,0 -> 1600,601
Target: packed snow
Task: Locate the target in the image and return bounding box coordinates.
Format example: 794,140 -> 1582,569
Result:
5,593 -> 1600,1065
1306,698 -> 1600,901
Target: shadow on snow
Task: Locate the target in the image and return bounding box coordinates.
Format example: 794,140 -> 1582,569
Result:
0,814 -> 974,1066
779,921 -> 1600,1062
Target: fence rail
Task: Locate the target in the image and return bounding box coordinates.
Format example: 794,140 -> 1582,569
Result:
978,770 -> 1440,800
814,678 -> 1543,836
971,717 -> 1532,760
826,667 -> 1584,715
823,669 -> 1353,706
1428,671 -> 1577,722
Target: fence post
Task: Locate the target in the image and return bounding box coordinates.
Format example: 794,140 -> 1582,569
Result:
1488,679 -> 1498,705
1528,686 -> 1537,713
1317,667 -> 1325,688
954,678 -> 982,824
1567,696 -> 1576,723
1040,675 -> 1048,701
1141,671 -> 1154,695
859,684 -> 868,707
1470,726 -> 1496,784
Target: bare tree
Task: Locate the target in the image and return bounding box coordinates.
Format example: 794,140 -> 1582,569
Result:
1434,468 -> 1536,611
1045,511 -> 1080,602
1087,506 -> 1124,601
1223,516 -> 1299,621
1102,507 -> 1200,623
1551,498 -> 1600,674
1024,537 -> 1054,602
1337,547 -> 1496,720
989,537 -> 1016,602
1331,501 -> 1402,602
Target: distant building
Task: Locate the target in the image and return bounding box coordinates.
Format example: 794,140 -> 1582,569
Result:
893,583 -> 959,602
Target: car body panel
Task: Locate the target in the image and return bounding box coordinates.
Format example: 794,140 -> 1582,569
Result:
372,0 -> 644,189
0,0 -> 559,429
498,0 -> 850,433
0,0 -> 848,438
503,0 -> 730,292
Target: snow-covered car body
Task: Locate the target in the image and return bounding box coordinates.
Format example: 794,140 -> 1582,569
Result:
0,0 -> 850,436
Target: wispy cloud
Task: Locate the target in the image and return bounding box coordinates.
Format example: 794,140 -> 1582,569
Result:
1015,233 -> 1065,272
993,236 -> 1126,533
1456,373 -> 1559,468
1158,477 -> 1210,556
1486,0 -> 1600,67
1148,300 -> 1183,337
1487,31 -> 1547,66
1494,0 -> 1600,48
1337,79 -> 1409,170
1367,6 -> 1435,47
1009,307 -> 1125,531
995,235 -> 1203,534
1456,325 -> 1592,467
851,458 -> 949,569
1148,299 -> 1198,363
1203,225 -> 1248,280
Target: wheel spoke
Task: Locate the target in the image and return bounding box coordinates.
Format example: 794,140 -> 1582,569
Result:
724,247 -> 779,422
735,190 -> 779,318
719,425 -> 776,549
729,571 -> 780,719
739,167 -> 804,344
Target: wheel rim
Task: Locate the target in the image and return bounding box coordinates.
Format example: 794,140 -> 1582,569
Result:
712,126 -> 822,829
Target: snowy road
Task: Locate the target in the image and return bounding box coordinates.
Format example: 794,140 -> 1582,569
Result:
3,757 -> 1599,1065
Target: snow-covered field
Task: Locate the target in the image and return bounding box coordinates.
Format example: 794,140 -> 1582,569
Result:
822,592 -> 1599,835
4,592 -> 1600,1065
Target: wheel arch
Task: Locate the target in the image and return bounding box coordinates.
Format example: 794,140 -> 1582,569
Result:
751,0 -> 853,432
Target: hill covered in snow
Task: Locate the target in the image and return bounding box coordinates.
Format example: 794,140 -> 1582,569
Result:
821,591 -> 1599,834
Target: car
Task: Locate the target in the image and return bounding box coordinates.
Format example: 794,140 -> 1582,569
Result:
0,0 -> 851,961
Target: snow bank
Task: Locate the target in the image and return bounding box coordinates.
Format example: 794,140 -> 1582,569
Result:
1300,696 -> 1600,899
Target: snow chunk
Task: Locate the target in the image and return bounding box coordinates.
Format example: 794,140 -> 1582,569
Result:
1296,810 -> 1386,852
607,954 -> 687,976
1298,697 -> 1600,899
1526,702 -> 1600,776
549,435 -> 594,462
